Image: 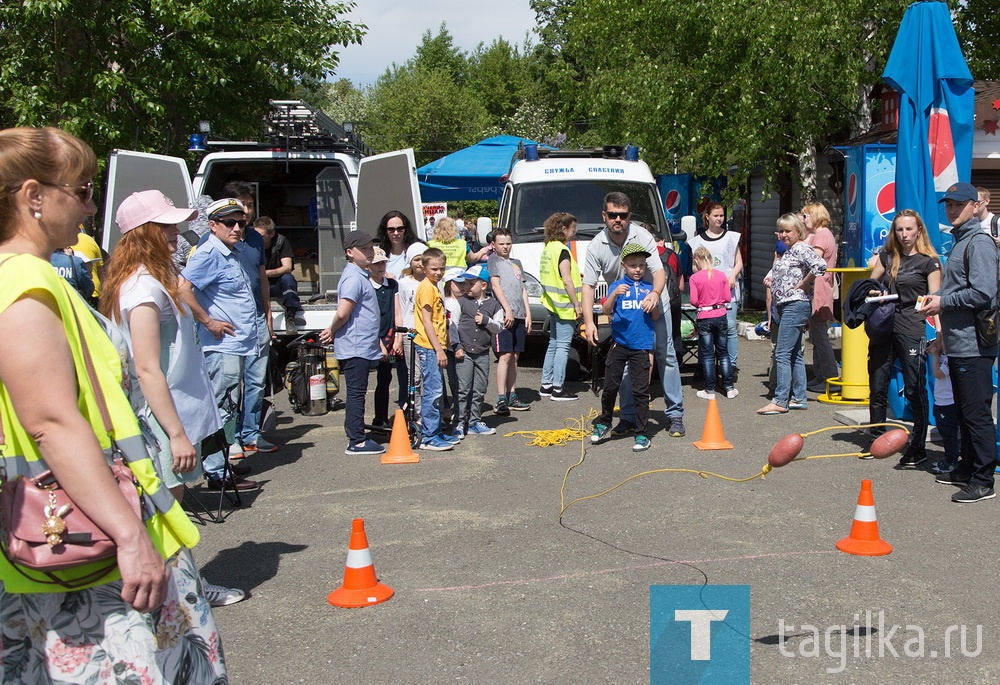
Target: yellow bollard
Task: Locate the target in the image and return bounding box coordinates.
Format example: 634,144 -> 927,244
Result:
818,267 -> 872,405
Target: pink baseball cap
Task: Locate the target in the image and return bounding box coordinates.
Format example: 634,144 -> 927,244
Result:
116,190 -> 198,233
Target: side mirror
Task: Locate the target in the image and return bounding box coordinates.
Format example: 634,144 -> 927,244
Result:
477,217 -> 493,245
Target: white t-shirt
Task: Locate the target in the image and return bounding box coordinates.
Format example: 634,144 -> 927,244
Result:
398,275 -> 421,329
688,229 -> 742,298
444,296 -> 461,351
386,241 -> 427,280
934,354 -> 954,406
118,269 -> 222,445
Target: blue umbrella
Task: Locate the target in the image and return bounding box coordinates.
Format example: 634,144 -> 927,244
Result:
416,136 -> 548,202
882,0 -> 974,255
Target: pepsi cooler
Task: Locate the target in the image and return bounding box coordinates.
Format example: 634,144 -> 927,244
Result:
840,144 -> 897,267
657,174 -> 696,238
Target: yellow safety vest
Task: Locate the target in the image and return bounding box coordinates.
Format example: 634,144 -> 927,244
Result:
539,240 -> 581,320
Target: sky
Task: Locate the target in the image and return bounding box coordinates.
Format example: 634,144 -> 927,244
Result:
333,0 -> 538,87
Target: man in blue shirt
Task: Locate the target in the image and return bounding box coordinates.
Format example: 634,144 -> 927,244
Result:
319,229 -> 386,455
180,198 -> 261,490
591,242 -> 659,452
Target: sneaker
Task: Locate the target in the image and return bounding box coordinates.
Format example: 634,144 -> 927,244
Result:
284,307 -> 298,335
550,387 -> 579,401
467,421 -> 496,435
591,423 -> 611,444
345,439 -> 387,456
205,476 -> 259,491
931,459 -> 957,475
495,397 -> 510,416
668,417 -> 686,438
696,389 -> 716,400
725,387 -> 739,399
243,438 -> 279,455
935,472 -> 970,486
202,577 -> 246,607
952,484 -> 996,503
507,393 -> 531,411
539,384 -> 554,397
897,452 -> 926,468
419,436 -> 454,451
438,430 -> 462,444
633,435 -> 651,452
612,420 -> 636,436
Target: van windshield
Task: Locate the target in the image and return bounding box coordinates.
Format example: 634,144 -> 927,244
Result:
511,180 -> 665,242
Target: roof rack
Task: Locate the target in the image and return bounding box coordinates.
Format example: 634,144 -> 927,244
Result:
265,100 -> 374,157
534,145 -> 630,160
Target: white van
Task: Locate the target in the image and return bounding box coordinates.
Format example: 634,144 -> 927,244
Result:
494,146 -> 670,334
102,143 -> 420,334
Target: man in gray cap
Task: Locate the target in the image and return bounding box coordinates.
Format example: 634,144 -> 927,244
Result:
319,230 -> 386,455
921,181 -> 1000,503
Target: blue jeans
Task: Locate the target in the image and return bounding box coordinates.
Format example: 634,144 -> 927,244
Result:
203,351 -> 245,480
239,341 -> 268,446
541,316 -> 575,388
269,273 -> 301,310
697,317 -> 732,393
416,345 -> 445,440
619,300 -> 684,421
725,295 -> 739,368
773,300 -> 810,408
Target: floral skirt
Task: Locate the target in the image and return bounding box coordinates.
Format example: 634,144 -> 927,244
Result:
0,548 -> 227,684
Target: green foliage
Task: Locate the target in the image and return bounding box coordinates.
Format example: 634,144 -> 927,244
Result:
364,66 -> 489,165
559,0 -> 915,197
413,24 -> 468,85
0,0 -> 366,162
297,78 -> 370,130
957,0 -> 1000,79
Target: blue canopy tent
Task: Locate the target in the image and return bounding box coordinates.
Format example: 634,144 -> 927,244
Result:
417,135 -> 546,201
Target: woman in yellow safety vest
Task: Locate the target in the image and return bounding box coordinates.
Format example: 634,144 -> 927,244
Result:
427,216 -> 469,268
539,212 -> 583,400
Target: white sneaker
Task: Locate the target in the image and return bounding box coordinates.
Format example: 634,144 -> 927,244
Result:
696,390 -> 716,400
202,576 -> 247,607
726,388 -> 739,399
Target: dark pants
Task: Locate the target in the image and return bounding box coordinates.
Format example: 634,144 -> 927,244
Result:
269,273 -> 301,310
671,303 -> 684,367
933,402 -> 960,465
868,334 -> 928,455
949,356 -> 997,489
373,355 -> 408,425
697,317 -> 732,393
339,357 -> 371,445
600,343 -> 651,436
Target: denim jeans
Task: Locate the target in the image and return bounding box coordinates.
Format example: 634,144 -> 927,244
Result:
239,342 -> 269,446
416,345 -> 445,440
541,315 -> 575,388
807,311 -> 839,385
203,351 -> 245,480
725,295 -> 739,368
339,357 -> 372,445
773,299 -> 811,408
619,299 -> 684,421
697,317 -> 732,393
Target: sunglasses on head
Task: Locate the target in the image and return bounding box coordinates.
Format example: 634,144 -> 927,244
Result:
605,211 -> 630,220
215,218 -> 247,228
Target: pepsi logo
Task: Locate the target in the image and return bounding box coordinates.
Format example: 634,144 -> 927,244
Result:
847,173 -> 858,214
929,107 -> 958,191
876,182 -> 896,222
664,189 -> 681,216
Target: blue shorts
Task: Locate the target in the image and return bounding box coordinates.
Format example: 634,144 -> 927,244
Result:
494,318 -> 526,354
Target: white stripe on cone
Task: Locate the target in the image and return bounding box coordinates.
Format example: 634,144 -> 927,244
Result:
346,547 -> 374,569
852,504 -> 877,523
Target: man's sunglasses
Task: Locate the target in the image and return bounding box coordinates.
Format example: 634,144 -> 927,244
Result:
605,211 -> 630,220
215,218 -> 247,228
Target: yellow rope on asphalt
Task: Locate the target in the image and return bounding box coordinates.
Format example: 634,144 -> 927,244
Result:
504,408 -> 600,447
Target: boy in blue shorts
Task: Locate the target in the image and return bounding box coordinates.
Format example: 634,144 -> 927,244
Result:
592,242 -> 659,452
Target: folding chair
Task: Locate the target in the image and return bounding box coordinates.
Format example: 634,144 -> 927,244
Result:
183,383 -> 243,523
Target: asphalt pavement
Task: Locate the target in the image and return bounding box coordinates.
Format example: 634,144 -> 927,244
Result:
191,334 -> 1000,684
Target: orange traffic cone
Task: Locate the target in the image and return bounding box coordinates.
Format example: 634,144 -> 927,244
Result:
328,518 -> 395,608
693,397 -> 733,450
836,480 -> 892,556
382,409 -> 419,464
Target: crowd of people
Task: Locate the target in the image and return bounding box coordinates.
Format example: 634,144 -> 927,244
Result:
0,122 -> 997,680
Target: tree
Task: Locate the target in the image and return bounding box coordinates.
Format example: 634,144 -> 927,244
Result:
957,0 -> 1000,79
554,0 -> 915,196
0,0 -> 366,162
298,78 -> 371,130
365,66 -> 488,165
412,24 -> 468,85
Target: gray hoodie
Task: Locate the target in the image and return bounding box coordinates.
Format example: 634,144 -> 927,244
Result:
940,217 -> 999,358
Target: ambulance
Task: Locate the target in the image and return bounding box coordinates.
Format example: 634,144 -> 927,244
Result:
493,145 -> 670,334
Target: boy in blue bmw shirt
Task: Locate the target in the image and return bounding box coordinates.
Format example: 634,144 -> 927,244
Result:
592,242 -> 660,452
